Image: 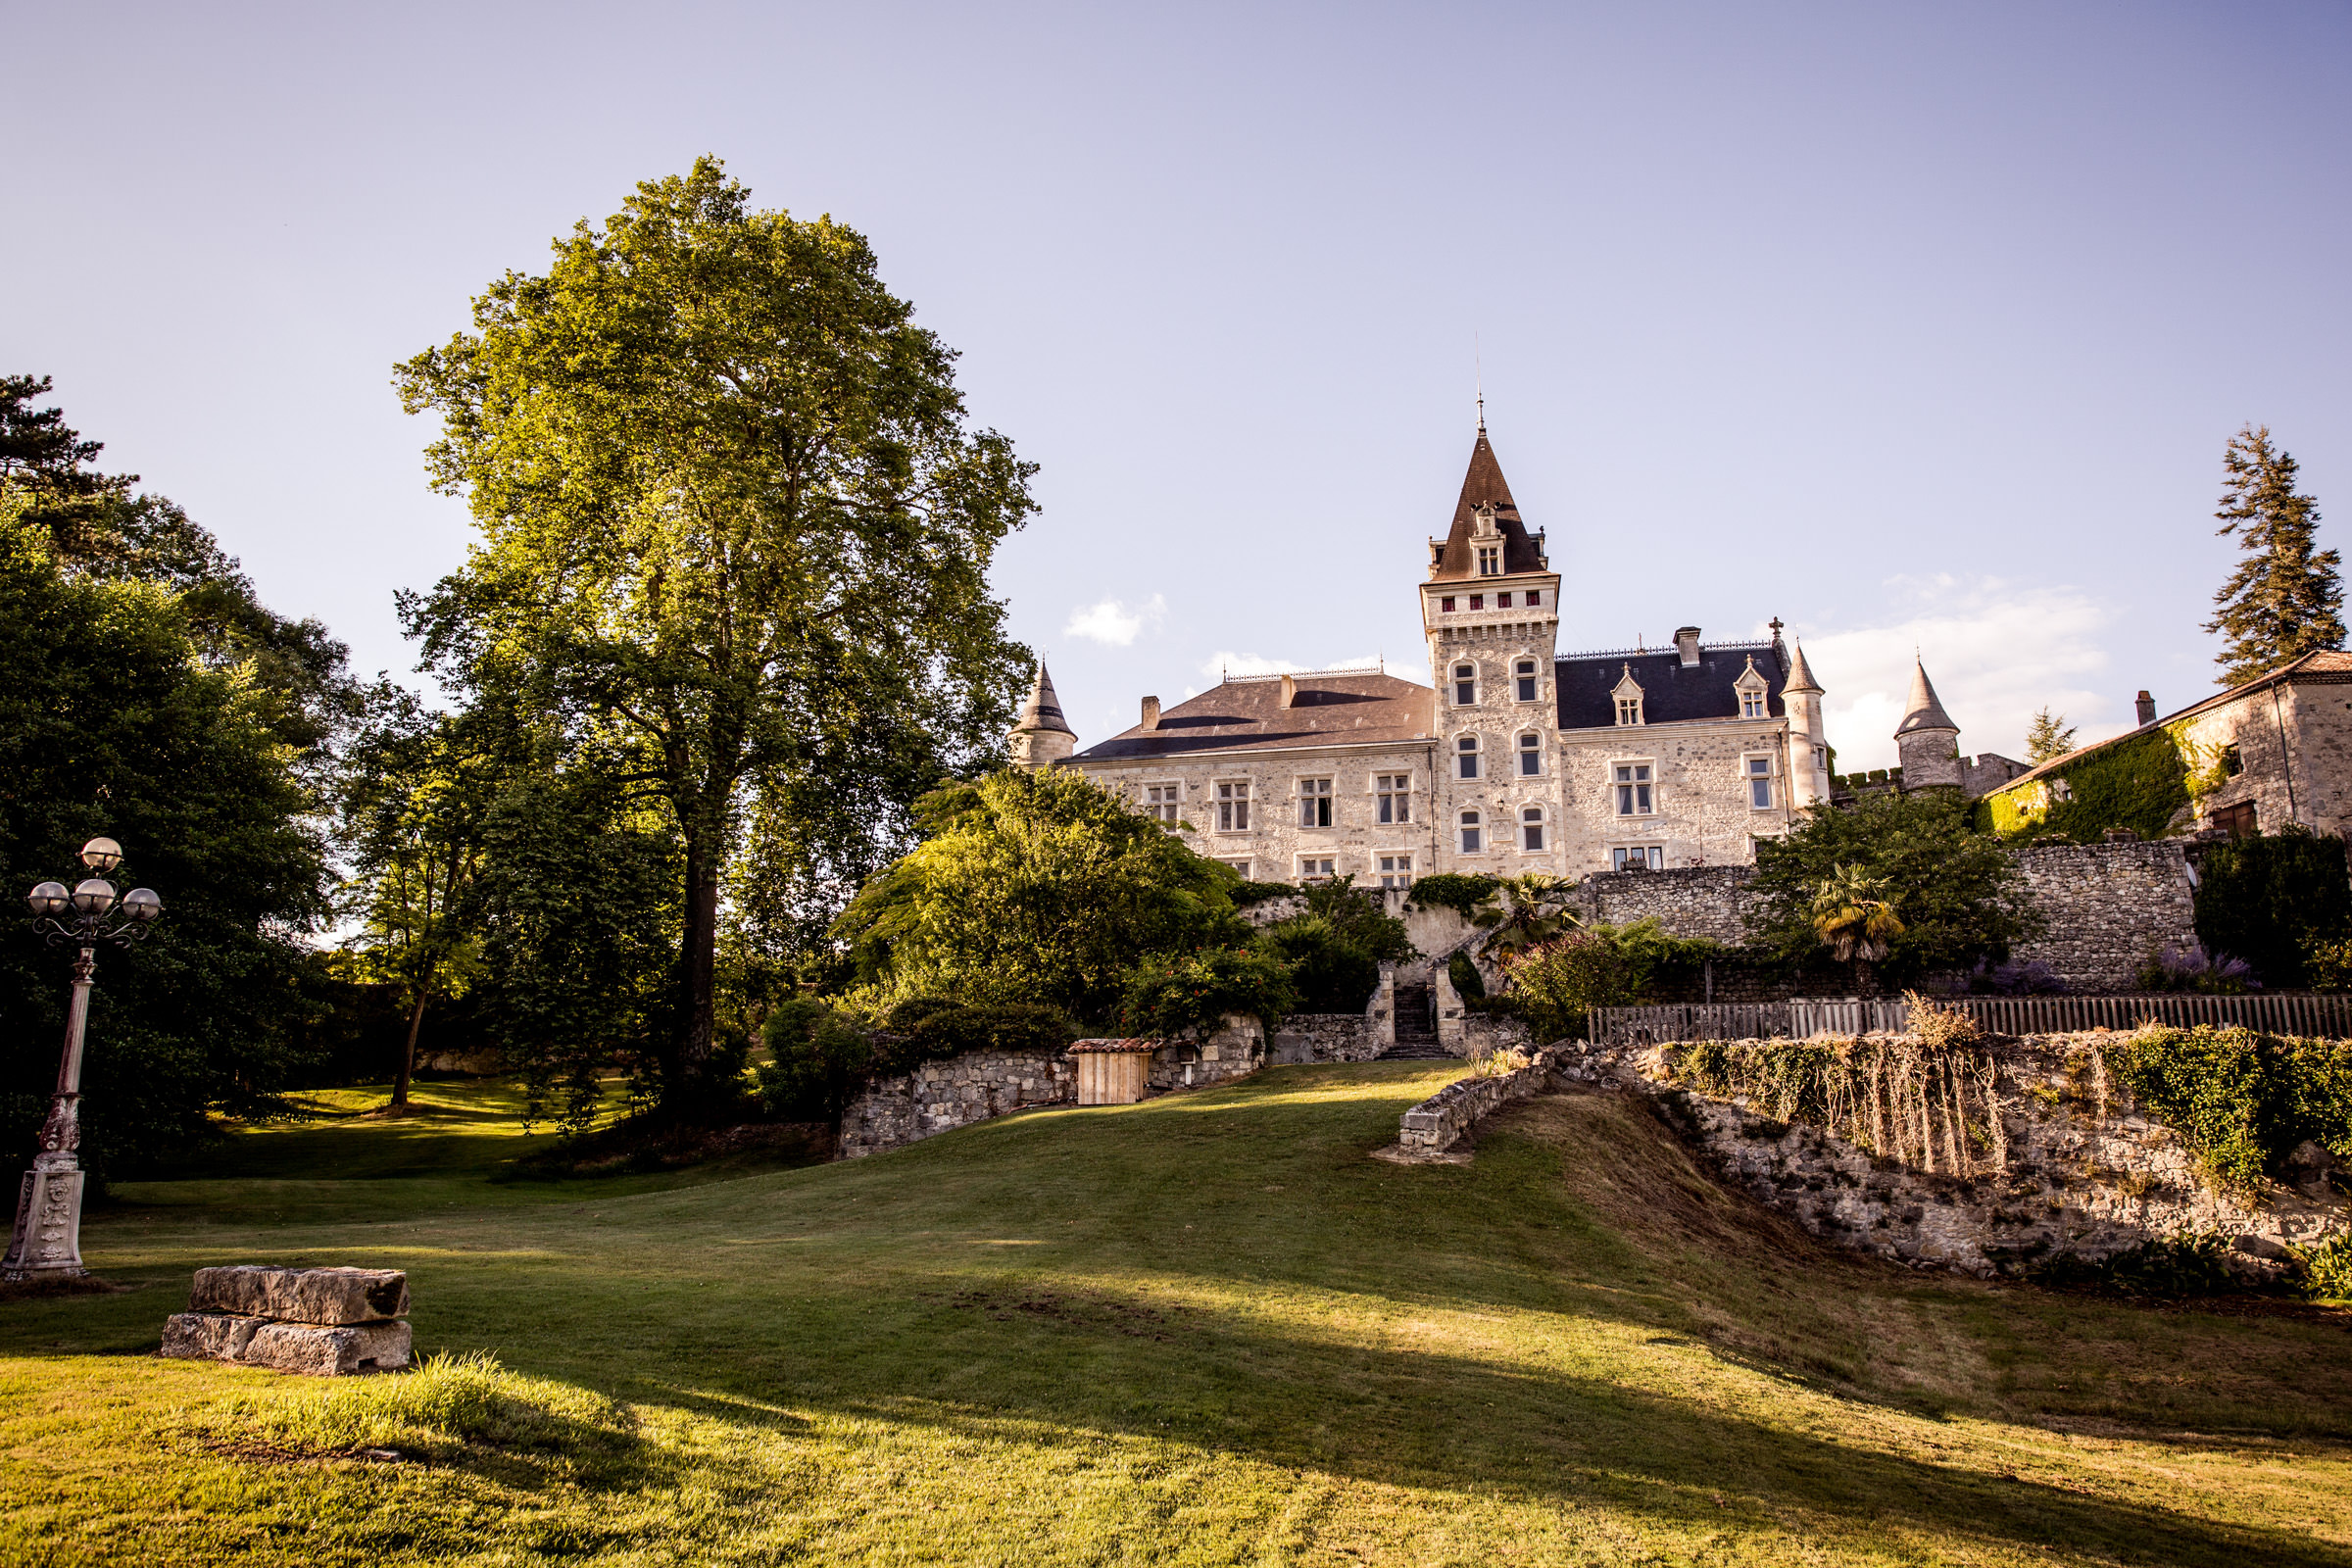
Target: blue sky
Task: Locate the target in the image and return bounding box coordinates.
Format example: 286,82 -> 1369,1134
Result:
9,1 -> 2348,770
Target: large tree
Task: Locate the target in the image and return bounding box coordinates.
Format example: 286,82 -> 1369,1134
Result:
2206,423 -> 2342,687
396,160 -> 1037,1111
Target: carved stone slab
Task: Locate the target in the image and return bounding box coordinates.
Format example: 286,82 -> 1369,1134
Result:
163,1313 -> 413,1375
189,1264 -> 409,1325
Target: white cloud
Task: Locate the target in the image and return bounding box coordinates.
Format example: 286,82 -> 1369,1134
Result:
1064,593 -> 1166,647
1800,576 -> 2127,773
1200,651 -> 1382,680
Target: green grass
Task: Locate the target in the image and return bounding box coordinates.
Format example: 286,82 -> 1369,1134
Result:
4,1063 -> 2351,1565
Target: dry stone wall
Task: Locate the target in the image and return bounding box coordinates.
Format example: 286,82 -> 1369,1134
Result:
838,1047 -> 1076,1159
1556,1035 -> 2346,1279
2008,842 -> 2197,990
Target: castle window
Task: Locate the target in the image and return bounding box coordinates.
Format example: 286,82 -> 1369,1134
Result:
1745,756 -> 1775,809
1526,590 -> 1541,607
1616,695 -> 1642,725
1521,807 -> 1546,852
1518,732 -> 1542,776
1469,594 -> 1485,611
1377,853 -> 1412,888
1298,857 -> 1337,883
1477,546 -> 1500,575
1741,691 -> 1766,719
1613,763 -> 1654,816
1376,774 -> 1411,824
1298,777 -> 1334,828
1219,858 -> 1252,877
1441,596 -> 1455,612
1143,782 -> 1181,823
1457,735 -> 1481,780
1612,846 -> 1664,871
1459,809 -> 1483,853
1453,664 -> 1477,706
1215,780 -> 1250,831
1497,592 -> 1512,609
1516,660 -> 1539,701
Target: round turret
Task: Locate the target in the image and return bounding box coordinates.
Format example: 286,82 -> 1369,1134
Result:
1010,662 -> 1077,771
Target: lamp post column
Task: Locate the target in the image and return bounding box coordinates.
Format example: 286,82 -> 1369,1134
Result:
2,946 -> 96,1279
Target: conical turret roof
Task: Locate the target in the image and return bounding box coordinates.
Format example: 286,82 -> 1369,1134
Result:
1783,638 -> 1823,695
1893,659 -> 1958,738
1429,423 -> 1548,580
1015,661 -> 1074,735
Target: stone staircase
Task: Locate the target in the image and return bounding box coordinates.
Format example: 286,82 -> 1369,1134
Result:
1378,983 -> 1451,1060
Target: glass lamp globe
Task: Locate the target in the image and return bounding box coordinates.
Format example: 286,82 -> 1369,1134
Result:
70,879 -> 117,916
79,837 -> 124,874
121,888 -> 163,923
26,882 -> 69,916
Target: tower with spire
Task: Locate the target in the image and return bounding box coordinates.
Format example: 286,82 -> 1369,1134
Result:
1893,658 -> 1963,790
1009,662 -> 1076,771
1782,639 -> 1834,808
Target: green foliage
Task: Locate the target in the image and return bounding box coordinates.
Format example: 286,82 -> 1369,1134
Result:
2032,1233 -> 2241,1298
1228,880 -> 1303,908
2112,1025 -> 2352,1196
1116,946 -> 1298,1039
0,504 -> 335,1177
1447,950 -> 1487,1002
2307,937 -> 2352,992
1499,932 -> 1634,1042
751,995 -> 1073,1123
1983,725 -> 2191,844
2024,707 -> 2079,764
1602,917 -> 1729,993
835,769 -> 1249,1023
1405,872 -> 1501,918
1469,873 -> 1579,958
2191,827 -> 2352,987
1673,1030 -> 1999,1170
2300,1234 -> 2352,1302
880,997 -> 1077,1068
2206,423 -> 2343,687
1296,876 -> 1416,963
1263,918 -> 1380,1013
1748,792 -> 2038,982
396,157 -> 1038,1108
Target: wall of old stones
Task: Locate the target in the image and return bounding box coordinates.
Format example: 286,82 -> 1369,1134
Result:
1554,717 -> 1794,876
2008,841 -> 2198,990
837,1047 -> 1075,1159
1571,863 -> 1757,943
1554,1035 -> 2346,1279
1270,1014 -> 1380,1064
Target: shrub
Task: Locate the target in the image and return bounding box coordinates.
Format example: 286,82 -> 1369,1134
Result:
2134,942 -> 2256,994
1263,916 -> 1382,1012
1498,931 -> 1634,1043
1966,956 -> 2070,995
1117,945 -> 1298,1039
1406,873 -> 1501,918
2193,827 -> 2352,989
2300,1234 -> 2352,1302
1447,950 -> 1487,1001
2111,1025 -> 2352,1196
2308,937 -> 2352,993
753,1000 -> 877,1121
1673,1033 -> 2004,1172
2032,1233 -> 2240,1298
881,998 -> 1077,1067
1229,879 -> 1304,909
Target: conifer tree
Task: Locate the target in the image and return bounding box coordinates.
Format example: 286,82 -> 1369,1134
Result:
2024,707 -> 2077,764
2206,424 -> 2343,686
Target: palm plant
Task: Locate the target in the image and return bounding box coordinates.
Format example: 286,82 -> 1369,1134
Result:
1809,862 -> 1903,992
1471,873 -> 1581,960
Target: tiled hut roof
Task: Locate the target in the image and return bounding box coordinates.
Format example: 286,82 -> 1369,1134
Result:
1071,670 -> 1438,760
1429,426 -> 1549,581
1554,642 -> 1788,731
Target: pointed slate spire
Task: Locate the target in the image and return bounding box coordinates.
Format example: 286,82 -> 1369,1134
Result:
1783,638 -> 1823,695
1017,661 -> 1074,736
1430,421 -> 1546,580
1893,658 -> 1958,738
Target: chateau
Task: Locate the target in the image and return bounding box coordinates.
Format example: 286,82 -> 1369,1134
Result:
1009,420 -> 1841,884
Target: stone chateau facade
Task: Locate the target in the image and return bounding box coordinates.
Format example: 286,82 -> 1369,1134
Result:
1008,421 -> 1839,884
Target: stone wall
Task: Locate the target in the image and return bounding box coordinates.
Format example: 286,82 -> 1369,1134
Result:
1146,1014 -> 1265,1092
1553,716 -> 1795,876
2008,841 -> 2197,990
1554,1035 -> 2347,1280
837,1047 -> 1075,1159
1571,864 -> 1758,943
1270,1013 -> 1380,1065
1389,1046 -> 1572,1158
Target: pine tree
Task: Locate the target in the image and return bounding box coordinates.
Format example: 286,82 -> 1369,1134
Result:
2206,424 -> 2343,686
2024,707 -> 2077,764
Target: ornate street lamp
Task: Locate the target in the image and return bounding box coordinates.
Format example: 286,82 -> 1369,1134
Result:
2,837 -> 163,1281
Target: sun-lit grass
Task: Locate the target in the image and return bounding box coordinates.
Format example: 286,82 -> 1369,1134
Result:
3,1063 -> 2351,1565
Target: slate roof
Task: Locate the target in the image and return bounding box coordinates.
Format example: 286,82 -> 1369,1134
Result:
1555,643 -> 1788,730
1070,670 -> 1438,760
1016,662 -> 1074,734
1429,425 -> 1549,580
1893,660 -> 1959,738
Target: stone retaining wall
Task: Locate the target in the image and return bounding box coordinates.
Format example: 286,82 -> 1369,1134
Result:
1271,1014 -> 1381,1065
837,1047 -> 1075,1159
2008,842 -> 2198,991
1556,1034 -> 2346,1279
1392,1047 -> 1571,1158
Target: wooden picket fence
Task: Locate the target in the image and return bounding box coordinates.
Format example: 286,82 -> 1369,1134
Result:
1588,991 -> 2352,1046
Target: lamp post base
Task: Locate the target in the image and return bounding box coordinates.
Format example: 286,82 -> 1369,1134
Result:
1,1167 -> 87,1280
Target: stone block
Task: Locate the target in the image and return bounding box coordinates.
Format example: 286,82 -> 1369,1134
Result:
163,1313 -> 412,1375
190,1264 -> 409,1325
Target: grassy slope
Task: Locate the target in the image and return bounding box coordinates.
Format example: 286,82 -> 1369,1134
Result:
3,1063 -> 2350,1566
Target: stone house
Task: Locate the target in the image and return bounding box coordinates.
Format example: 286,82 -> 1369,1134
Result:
1011,420 -> 1835,884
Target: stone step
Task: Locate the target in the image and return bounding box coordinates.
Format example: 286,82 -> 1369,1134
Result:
1376,1043 -> 1455,1061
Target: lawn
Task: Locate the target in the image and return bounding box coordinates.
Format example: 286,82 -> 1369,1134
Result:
3,1063 -> 2349,1566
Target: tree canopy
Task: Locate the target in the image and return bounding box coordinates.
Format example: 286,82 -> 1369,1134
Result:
2207,424 -> 2342,687
1748,793 -> 2038,986
2024,707 -> 2078,764
395,158 -> 1038,1111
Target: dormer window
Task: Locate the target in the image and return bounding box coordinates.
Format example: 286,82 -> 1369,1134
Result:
1735,656 -> 1770,721
1453,663 -> 1477,706
1476,546 -> 1500,576
1612,663 -> 1645,726
1741,692 -> 1766,719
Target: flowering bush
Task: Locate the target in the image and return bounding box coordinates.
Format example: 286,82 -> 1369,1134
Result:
2134,942 -> 2257,994
1116,945 -> 1298,1040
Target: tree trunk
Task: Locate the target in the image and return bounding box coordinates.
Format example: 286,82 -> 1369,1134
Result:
395,987 -> 428,1107
675,828 -> 722,1113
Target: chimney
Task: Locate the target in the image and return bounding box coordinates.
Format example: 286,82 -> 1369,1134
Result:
1674,626 -> 1702,667
1278,673 -> 1297,710
1140,695 -> 1160,731
2135,690 -> 2157,726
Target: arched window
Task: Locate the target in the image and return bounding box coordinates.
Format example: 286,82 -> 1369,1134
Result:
1456,734 -> 1480,780
1521,807 -> 1545,852
1515,659 -> 1539,702
1459,809 -> 1483,853
1453,663 -> 1477,706
1517,732 -> 1542,776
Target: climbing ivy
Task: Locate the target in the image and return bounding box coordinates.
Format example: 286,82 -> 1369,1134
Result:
1406,873 -> 1502,918
1982,725 -> 2191,843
